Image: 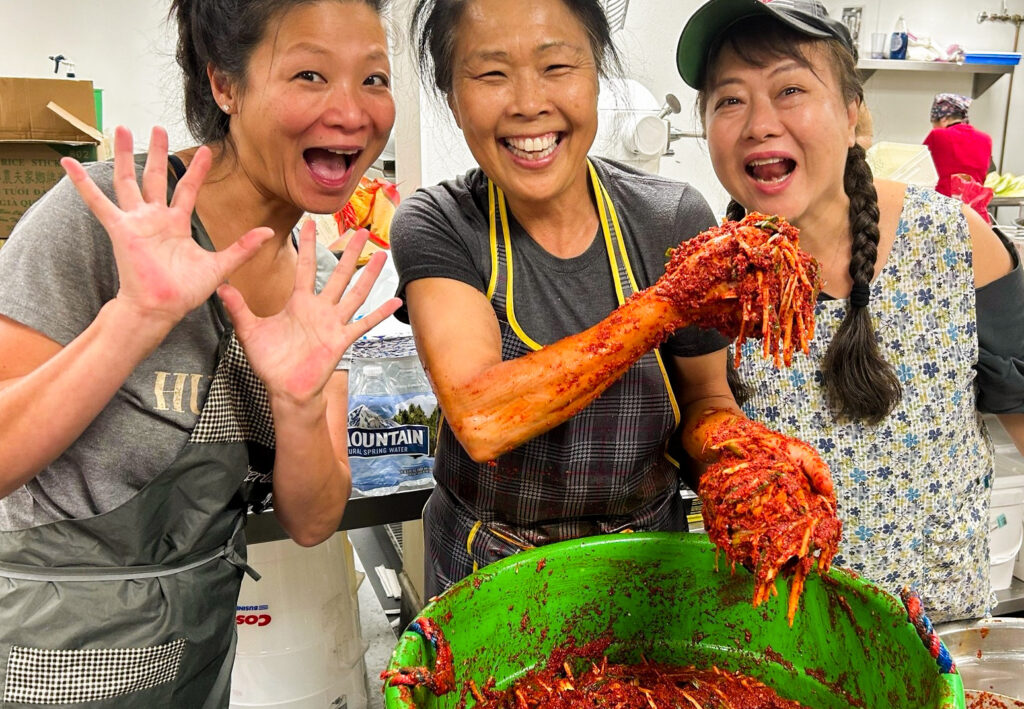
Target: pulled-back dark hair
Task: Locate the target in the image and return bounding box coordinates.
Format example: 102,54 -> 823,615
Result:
411,0 -> 624,96
702,20 -> 901,424
170,0 -> 389,145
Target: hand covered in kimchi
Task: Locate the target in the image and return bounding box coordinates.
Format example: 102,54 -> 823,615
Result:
652,212 -> 821,367
693,409 -> 841,626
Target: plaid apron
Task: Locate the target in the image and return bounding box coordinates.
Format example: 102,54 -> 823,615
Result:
423,162 -> 685,597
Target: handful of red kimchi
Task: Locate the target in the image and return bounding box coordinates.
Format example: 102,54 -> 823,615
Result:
699,412 -> 842,626
654,212 -> 821,368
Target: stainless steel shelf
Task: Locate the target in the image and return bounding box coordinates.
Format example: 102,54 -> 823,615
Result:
990,196 -> 1024,207
857,59 -> 1015,98
994,574 -> 1024,615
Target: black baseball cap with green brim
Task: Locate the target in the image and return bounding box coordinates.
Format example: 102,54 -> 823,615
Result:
677,0 -> 855,89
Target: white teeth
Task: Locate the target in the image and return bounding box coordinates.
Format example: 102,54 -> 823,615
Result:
506,141 -> 557,161
505,133 -> 558,152
325,148 -> 359,155
747,157 -> 787,167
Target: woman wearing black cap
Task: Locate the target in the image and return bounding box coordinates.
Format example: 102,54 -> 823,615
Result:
678,0 -> 1024,622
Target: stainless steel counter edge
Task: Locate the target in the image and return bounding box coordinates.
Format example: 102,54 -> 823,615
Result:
245,486 -> 433,544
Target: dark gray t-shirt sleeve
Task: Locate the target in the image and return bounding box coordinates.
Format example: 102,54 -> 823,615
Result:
976,242 -> 1024,414
390,178 -> 489,323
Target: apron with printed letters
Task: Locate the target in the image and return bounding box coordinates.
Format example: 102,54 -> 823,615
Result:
423,162 -> 685,597
0,161 -> 278,708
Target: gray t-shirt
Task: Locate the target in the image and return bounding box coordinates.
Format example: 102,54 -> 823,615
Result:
0,160 -> 339,530
391,156 -> 729,358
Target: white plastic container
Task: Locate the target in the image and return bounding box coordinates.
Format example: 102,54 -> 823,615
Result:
230,532 -> 368,709
865,141 -> 938,187
991,454 -> 1024,589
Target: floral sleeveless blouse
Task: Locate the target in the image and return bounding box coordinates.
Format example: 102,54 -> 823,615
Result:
735,185 -> 993,623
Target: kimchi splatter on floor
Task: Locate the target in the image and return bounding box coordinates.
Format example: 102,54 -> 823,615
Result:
466,655 -> 810,709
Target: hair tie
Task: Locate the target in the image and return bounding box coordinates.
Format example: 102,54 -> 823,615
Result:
850,283 -> 871,308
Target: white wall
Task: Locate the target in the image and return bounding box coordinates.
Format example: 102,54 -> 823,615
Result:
822,0 -> 1022,176
2,0 -> 1020,215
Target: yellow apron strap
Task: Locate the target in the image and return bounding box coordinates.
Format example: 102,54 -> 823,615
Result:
487,182 -> 544,350
486,164 -> 681,459
590,161 -> 681,434
485,181 -> 500,301
466,520 -> 482,573
589,161 -> 682,458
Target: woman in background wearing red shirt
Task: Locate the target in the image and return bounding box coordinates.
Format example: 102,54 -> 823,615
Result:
923,93 -> 993,197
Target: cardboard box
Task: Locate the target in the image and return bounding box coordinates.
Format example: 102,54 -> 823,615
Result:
0,77 -> 101,238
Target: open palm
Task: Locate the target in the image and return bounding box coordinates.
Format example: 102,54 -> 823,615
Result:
61,126 -> 273,328
219,224 -> 401,404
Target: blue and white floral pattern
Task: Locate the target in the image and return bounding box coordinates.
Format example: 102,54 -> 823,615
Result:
735,186 -> 994,623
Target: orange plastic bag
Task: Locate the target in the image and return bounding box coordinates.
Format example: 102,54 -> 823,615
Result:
330,177 -> 401,262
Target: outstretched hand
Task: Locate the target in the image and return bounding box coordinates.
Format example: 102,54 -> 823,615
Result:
218,222 -> 402,406
61,126 -> 274,328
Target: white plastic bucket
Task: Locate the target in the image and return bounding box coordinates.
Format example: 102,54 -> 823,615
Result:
991,455 -> 1024,590
230,532 -> 368,709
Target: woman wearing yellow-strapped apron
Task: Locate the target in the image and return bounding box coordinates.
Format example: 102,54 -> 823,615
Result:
392,0 -> 830,598
0,1 -> 400,705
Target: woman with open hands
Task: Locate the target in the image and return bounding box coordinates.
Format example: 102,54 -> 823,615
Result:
0,0 -> 399,705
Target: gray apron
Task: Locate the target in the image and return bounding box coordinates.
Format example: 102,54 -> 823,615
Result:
0,159 -> 271,707
423,161 -> 685,597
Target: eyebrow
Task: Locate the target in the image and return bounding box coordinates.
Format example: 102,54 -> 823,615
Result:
284,42 -> 388,61
287,42 -> 331,56
710,59 -> 807,91
466,41 -> 585,63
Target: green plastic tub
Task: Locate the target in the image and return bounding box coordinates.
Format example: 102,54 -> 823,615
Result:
384,532 -> 964,708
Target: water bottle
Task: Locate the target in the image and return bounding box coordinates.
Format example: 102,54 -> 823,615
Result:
390,355 -> 430,395
347,358 -> 436,493
354,363 -> 394,398
350,362 -> 398,420
890,16 -> 908,60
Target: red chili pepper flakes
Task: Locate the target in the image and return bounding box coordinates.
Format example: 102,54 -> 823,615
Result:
966,691 -> 1024,709
470,650 -> 811,708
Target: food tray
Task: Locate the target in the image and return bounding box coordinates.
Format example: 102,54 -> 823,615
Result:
964,52 -> 1022,65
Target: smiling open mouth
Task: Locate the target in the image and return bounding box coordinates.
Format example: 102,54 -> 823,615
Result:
304,147 -> 360,183
746,157 -> 795,184
503,133 -> 561,160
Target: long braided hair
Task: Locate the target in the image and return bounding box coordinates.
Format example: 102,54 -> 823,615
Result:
701,20 -> 901,423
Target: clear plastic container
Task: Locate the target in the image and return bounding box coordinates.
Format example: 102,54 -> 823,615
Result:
865,141 -> 938,187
